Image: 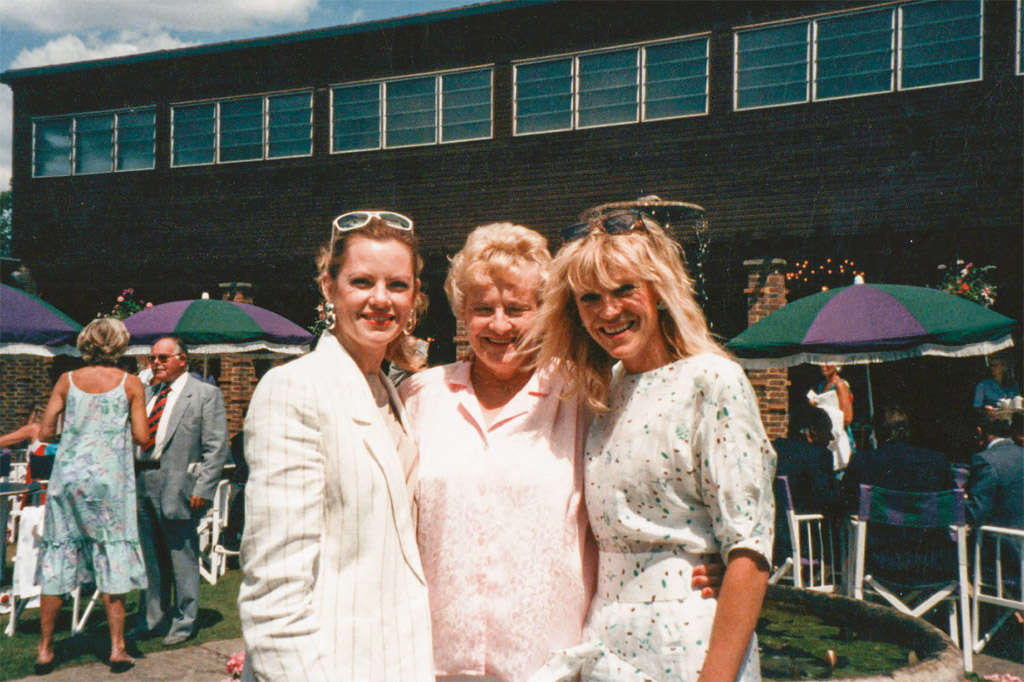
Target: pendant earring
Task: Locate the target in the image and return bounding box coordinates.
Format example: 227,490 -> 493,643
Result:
324,301 -> 337,330
657,300 -> 667,311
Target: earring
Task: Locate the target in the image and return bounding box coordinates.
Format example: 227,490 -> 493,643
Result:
657,300 -> 667,311
324,301 -> 336,331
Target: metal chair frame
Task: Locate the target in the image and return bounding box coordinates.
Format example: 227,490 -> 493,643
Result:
970,524 -> 1024,655
769,475 -> 838,592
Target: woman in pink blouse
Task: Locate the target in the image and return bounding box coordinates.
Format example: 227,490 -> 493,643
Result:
400,223 -> 720,682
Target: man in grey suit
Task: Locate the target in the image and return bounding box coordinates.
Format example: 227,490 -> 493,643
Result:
966,414 -> 1024,530
133,336 -> 229,646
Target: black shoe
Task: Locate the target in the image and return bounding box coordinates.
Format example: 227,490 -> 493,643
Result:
33,660 -> 56,676
109,658 -> 135,674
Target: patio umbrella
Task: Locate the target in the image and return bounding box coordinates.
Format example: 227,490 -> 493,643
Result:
122,299 -> 314,355
0,283 -> 82,356
727,280 -> 1016,370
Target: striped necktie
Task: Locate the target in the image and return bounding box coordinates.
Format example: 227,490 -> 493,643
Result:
143,383 -> 172,457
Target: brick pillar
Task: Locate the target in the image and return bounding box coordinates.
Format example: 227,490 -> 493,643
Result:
743,259 -> 789,440
0,356 -> 54,434
218,283 -> 257,439
454,318 -> 470,360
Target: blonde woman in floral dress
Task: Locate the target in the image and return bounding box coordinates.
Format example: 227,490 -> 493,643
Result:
35,318 -> 150,674
530,213 -> 775,682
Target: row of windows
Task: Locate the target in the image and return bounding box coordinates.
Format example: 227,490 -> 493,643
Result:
735,0 -> 984,109
32,1 -> 1013,177
33,109 -> 155,177
332,68 -> 492,152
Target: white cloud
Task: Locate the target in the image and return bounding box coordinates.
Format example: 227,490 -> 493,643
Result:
1,0 -> 318,34
10,31 -> 195,69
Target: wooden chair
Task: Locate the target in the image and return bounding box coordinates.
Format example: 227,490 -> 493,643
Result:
970,525 -> 1024,655
769,476 -> 837,592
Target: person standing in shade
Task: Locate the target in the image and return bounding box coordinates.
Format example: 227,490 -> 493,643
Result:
133,336 -> 229,646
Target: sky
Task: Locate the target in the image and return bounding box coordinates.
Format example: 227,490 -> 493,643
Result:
0,0 -> 474,192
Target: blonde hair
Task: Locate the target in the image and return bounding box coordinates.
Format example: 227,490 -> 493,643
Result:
77,317 -> 130,365
316,216 -> 428,372
532,216 -> 726,412
445,222 -> 550,323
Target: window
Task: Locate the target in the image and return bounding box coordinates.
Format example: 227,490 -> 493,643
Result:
514,58 -> 573,134
578,48 -> 639,128
899,0 -> 982,89
268,92 -> 314,158
735,1 -> 983,110
644,39 -> 709,120
735,22 -> 810,110
441,69 -> 492,142
386,76 -> 437,147
333,83 -> 382,152
514,36 -> 709,135
171,90 -> 313,167
815,9 -> 894,100
331,68 -> 492,153
32,108 -> 156,178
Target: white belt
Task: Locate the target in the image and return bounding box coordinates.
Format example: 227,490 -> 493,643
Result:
596,548 -> 703,603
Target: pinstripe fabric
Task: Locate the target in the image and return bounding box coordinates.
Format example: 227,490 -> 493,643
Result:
239,333 -> 433,682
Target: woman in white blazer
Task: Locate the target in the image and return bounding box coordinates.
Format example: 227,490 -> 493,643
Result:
239,211 -> 433,682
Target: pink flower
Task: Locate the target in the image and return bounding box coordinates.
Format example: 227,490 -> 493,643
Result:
117,296 -> 124,302
225,651 -> 246,676
145,302 -> 153,308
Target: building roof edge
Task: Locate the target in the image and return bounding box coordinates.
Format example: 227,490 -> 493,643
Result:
0,0 -> 551,84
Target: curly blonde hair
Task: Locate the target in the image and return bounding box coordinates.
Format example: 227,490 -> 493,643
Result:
316,216 -> 428,372
531,216 -> 726,412
445,222 -> 550,324
77,317 -> 130,365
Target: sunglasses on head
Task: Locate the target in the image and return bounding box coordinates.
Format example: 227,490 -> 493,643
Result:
561,211 -> 645,244
332,211 -> 414,234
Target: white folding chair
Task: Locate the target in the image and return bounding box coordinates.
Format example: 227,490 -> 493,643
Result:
769,476 -> 837,592
851,484 -> 972,672
971,525 -> 1024,655
5,505 -> 44,636
198,479 -> 233,585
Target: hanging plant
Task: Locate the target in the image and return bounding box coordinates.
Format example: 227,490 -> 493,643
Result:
937,259 -> 996,307
108,288 -> 152,319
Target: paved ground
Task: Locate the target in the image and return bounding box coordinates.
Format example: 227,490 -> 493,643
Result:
7,639 -> 1021,681
8,638 -> 245,682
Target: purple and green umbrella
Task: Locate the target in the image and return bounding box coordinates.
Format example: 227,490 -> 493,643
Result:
0,283 -> 83,356
727,281 -> 1016,369
123,299 -> 313,355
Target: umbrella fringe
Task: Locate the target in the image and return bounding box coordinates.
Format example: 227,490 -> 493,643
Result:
733,336 -> 1014,369
123,342 -> 310,356
0,343 -> 81,357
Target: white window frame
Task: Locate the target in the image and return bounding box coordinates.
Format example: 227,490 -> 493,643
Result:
31,107 -> 157,178
811,7 -> 896,102
733,21 -> 812,112
330,65 -> 494,155
170,88 -> 313,168
896,0 -> 984,92
1017,0 -> 1023,76
514,33 -> 710,137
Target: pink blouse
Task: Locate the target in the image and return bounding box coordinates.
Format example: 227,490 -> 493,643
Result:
399,361 -> 595,682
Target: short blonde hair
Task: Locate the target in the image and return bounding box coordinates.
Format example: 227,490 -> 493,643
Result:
531,216 -> 726,412
78,317 -> 130,365
315,216 -> 428,372
445,222 -> 550,323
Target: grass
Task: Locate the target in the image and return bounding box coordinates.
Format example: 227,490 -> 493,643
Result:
0,568 -> 242,681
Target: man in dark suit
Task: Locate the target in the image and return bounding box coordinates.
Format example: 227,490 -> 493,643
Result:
133,336 -> 228,646
772,407 -> 837,567
966,415 -> 1024,530
840,405 -> 954,583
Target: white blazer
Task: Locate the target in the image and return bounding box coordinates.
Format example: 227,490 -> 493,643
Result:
239,333 -> 433,682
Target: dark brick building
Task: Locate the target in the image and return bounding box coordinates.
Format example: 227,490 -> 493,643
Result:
2,0 -> 1021,444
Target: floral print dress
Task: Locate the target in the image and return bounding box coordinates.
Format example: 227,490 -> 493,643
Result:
531,353 -> 775,682
37,372 -> 147,595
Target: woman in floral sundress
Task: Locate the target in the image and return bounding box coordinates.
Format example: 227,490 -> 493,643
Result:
530,212 -> 776,682
35,317 -> 150,674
